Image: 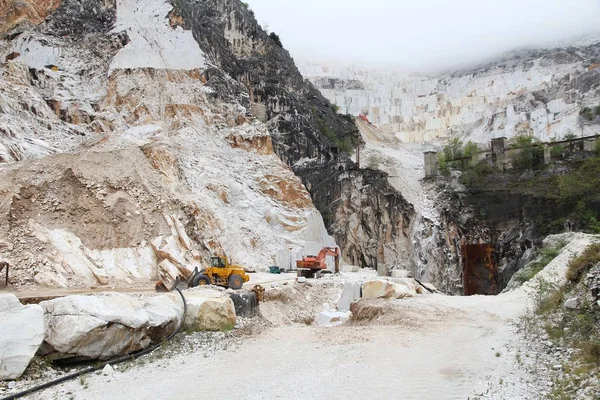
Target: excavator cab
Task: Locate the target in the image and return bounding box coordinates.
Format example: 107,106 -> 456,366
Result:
211,257 -> 227,268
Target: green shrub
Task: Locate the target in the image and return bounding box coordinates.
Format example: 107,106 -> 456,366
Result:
439,139 -> 480,172
316,116 -> 335,140
580,107 -> 595,121
574,204 -> 600,234
336,138 -> 354,154
534,279 -> 565,316
558,157 -> 600,202
564,132 -> 577,140
545,323 -> 565,340
510,134 -> 535,148
530,271 -> 600,395
595,105 -> 600,116
514,145 -> 544,170
594,139 -> 600,155
443,138 -> 464,161
509,135 -> 544,170
269,32 -> 283,48
513,268 -> 537,284
534,215 -> 568,238
437,153 -> 450,176
460,162 -> 495,188
314,114 -> 355,155
463,141 -> 479,159
574,311 -> 597,337
581,340 -> 600,364
513,244 -> 564,284
566,242 -> 600,282
555,156 -> 600,234
550,144 -> 565,159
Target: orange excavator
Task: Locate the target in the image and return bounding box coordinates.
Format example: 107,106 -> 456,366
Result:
296,247 -> 340,278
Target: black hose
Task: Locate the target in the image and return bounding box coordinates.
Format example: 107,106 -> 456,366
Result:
414,277 -> 437,294
1,288 -> 187,400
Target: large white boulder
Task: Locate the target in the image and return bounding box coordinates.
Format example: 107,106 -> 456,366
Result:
362,278 -> 421,300
393,284 -> 416,299
40,293 -> 182,361
0,294 -> 45,380
315,311 -> 350,327
182,290 -> 236,331
363,269 -> 380,276
337,280 -> 362,311
362,280 -> 396,299
392,283 -> 412,299
390,278 -> 420,298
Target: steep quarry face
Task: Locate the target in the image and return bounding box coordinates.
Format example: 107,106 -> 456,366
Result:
0,0 -> 506,294
158,0 -> 429,279
333,120 -> 491,294
168,0 -> 358,166
0,0 -> 335,288
301,40 -> 600,143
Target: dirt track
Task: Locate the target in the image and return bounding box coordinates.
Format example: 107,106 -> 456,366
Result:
29,292 -> 544,400
3,272 -> 298,304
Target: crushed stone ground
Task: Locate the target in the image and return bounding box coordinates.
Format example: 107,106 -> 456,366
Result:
15,235 -> 600,400
27,292 -> 545,400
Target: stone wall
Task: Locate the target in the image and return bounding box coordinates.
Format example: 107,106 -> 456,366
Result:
425,134 -> 600,177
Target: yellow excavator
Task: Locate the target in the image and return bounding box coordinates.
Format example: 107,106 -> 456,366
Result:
156,255 -> 250,292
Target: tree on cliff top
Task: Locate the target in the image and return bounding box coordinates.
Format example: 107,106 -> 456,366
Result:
269,32 -> 283,48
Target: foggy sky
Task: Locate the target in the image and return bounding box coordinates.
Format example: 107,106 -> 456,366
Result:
246,0 -> 600,72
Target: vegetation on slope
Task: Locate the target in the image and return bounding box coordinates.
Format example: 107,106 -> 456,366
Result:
314,111 -> 355,154
512,242 -> 565,284
531,243 -> 600,399
437,138 -> 479,175
447,136 -> 600,235
566,243 -> 600,282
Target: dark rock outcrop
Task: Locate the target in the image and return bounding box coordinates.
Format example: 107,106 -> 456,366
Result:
436,148 -> 600,294
170,0 -> 358,165
227,290 -> 258,318
43,0 -> 117,36
588,263 -> 600,302
298,166 -> 416,274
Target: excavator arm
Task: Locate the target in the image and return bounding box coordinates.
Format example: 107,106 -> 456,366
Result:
317,247 -> 340,273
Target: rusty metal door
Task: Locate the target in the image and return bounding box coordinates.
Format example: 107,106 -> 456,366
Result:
462,244 -> 498,296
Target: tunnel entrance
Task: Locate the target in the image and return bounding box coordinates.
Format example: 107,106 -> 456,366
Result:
462,244 -> 499,296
